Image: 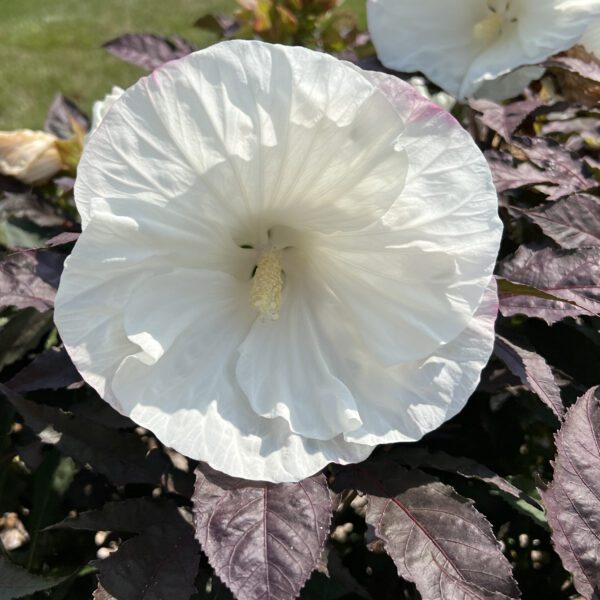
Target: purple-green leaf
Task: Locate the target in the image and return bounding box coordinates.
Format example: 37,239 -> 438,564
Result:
0,249 -> 64,311
0,192 -> 65,227
545,55 -> 600,84
395,446 -> 543,508
484,150 -> 548,194
541,387 -> 600,599
522,193 -> 600,249
103,33 -> 196,70
498,245 -> 600,323
512,136 -> 595,200
470,98 -> 542,142
52,499 -> 200,600
494,335 -> 564,419
0,384 -> 165,486
6,346 -> 82,392
93,583 -> 116,600
354,464 -> 521,600
193,464 -> 332,600
44,94 -> 90,139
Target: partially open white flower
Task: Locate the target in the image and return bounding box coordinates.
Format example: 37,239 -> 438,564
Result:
368,0 -> 600,99
55,41 -> 502,482
89,86 -> 125,137
0,130 -> 63,185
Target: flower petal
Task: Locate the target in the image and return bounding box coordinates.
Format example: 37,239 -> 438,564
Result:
121,268 -> 255,364
581,19 -> 600,57
344,280 -> 498,445
236,264 -> 362,440
85,40 -> 408,240
122,366 -> 373,482
367,0 -> 488,97
344,73 -> 501,362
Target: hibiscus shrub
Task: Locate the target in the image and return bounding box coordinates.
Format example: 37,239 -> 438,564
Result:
1,7 -> 600,600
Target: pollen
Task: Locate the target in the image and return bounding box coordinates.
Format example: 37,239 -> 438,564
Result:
473,12 -> 504,43
250,249 -> 284,320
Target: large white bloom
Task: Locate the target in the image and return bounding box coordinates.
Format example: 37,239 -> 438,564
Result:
55,41 -> 501,483
368,0 -> 600,99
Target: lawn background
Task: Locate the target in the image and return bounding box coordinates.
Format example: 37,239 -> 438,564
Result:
0,0 -> 367,131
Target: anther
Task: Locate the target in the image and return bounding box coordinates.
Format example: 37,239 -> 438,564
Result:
250,249 -> 284,320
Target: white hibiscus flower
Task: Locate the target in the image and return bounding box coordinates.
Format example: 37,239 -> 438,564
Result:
55,40 -> 501,483
368,0 -> 600,99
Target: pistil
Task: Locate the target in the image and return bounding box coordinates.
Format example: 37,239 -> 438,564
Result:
473,12 -> 505,43
250,248 -> 284,320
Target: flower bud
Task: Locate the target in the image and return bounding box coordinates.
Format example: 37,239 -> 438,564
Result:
0,129 -> 63,185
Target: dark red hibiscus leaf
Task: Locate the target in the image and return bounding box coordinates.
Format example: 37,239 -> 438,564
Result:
470,98 -> 542,142
345,463 -> 520,600
512,136 -> 596,200
484,150 -> 549,194
51,498 -> 200,600
0,250 -> 65,311
395,446 -> 543,508
6,346 -> 81,393
494,335 -> 564,419
497,244 -> 600,324
520,193 -> 600,249
193,464 -> 332,600
545,55 -> 600,84
44,94 -> 90,139
103,33 -> 196,70
542,387 -> 600,599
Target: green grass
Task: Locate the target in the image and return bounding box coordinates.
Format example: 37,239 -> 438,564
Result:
0,0 -> 366,131
0,0 -> 228,130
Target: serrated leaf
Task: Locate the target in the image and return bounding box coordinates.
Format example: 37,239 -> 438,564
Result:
103,33 -> 195,70
0,249 -> 64,311
542,387 -> 600,599
0,193 -> 65,228
93,582 -> 116,600
0,384 -> 166,486
346,463 -> 520,600
193,464 -> 332,600
44,94 -> 90,139
523,193 -> 600,249
53,498 -> 200,600
395,446 -> 542,509
194,13 -> 239,37
484,150 -> 548,194
0,556 -> 67,600
494,335 -> 564,419
546,54 -> 600,84
498,245 -> 600,323
45,231 -> 80,247
96,525 -> 200,600
512,136 -> 596,200
50,498 -> 172,533
0,308 -> 54,370
6,346 -> 81,392
470,98 -> 542,142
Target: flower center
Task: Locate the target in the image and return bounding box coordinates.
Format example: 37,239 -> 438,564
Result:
250,248 -> 284,320
473,1 -> 516,44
